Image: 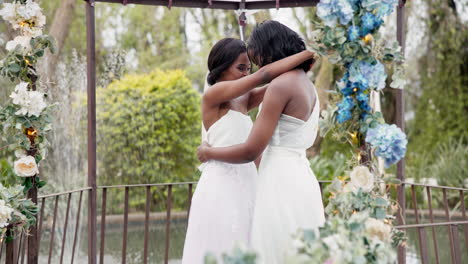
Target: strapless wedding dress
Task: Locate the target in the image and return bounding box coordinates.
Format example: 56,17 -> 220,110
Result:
182,110 -> 257,264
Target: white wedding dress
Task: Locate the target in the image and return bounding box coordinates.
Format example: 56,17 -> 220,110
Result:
251,90 -> 325,264
182,110 -> 257,264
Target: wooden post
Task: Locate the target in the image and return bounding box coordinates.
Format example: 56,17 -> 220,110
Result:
26,71 -> 39,264
396,1 -> 406,263
86,0 -> 98,263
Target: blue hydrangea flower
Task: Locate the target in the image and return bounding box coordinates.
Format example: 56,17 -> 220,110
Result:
365,124 -> 407,167
317,0 -> 354,27
356,92 -> 368,103
337,73 -> 356,96
347,25 -> 360,41
360,12 -> 383,35
359,61 -> 387,90
347,0 -> 361,11
358,99 -> 372,112
338,96 -> 355,111
362,0 -> 398,18
337,110 -> 353,123
349,61 -> 387,91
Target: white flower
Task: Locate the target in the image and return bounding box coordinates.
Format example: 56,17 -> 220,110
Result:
14,149 -> 27,158
349,166 -> 375,192
6,35 -> 32,53
10,82 -> 47,117
365,217 -> 392,242
0,3 -> 16,23
14,155 -> 39,177
0,0 -> 45,37
0,200 -> 14,228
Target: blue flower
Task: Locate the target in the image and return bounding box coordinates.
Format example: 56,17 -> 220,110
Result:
359,99 -> 372,112
347,0 -> 361,11
317,0 -> 354,27
338,96 -> 355,111
336,96 -> 355,123
360,13 -> 383,35
362,0 -> 398,18
347,26 -> 360,41
349,60 -> 387,91
359,61 -> 387,90
337,110 -> 353,123
365,124 -> 407,167
356,92 -> 368,103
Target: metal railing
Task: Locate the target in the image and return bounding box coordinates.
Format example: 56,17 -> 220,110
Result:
1,181 -> 466,263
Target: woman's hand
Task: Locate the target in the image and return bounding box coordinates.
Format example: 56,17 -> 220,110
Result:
197,142 -> 211,162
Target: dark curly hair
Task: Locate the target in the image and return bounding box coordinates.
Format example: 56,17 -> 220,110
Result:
247,20 -> 313,71
207,38 -> 247,85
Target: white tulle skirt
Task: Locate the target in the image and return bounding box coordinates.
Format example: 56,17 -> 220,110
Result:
181,161 -> 257,264
250,146 -> 325,264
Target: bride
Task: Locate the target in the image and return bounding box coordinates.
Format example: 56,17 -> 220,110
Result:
182,37 -> 314,264
197,21 -> 326,263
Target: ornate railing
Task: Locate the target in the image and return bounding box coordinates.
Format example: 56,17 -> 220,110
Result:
1,181 -> 466,264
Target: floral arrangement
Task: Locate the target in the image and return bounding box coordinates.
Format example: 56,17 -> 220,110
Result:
204,245 -> 257,264
287,0 -> 408,262
288,212 -> 402,264
0,184 -> 38,241
0,0 -> 55,238
0,0 -> 55,189
313,0 -> 407,166
287,166 -> 405,263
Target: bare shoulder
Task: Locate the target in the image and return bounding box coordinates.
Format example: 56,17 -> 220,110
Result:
266,70 -> 302,94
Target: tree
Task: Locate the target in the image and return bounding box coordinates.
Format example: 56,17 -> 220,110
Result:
96,69 -> 201,186
406,0 -> 468,179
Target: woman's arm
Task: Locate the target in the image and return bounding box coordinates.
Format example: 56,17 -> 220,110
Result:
203,50 -> 313,107
247,85 -> 267,111
198,82 -> 290,163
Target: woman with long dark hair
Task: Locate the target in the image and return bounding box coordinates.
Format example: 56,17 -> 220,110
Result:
197,21 -> 326,263
182,37 -> 314,263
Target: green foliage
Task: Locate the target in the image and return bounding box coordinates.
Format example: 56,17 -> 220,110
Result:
0,35 -> 56,82
205,246 -> 257,264
0,184 -> 38,240
309,152 -> 348,181
0,155 -> 17,187
96,69 -> 201,209
407,0 -> 468,169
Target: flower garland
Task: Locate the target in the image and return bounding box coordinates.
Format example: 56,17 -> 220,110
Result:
0,0 -> 56,240
288,1 -> 408,263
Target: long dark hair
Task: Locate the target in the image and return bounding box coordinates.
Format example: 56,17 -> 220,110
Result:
247,20 -> 313,71
207,38 -> 247,85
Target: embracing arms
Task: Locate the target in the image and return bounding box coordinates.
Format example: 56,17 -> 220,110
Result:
202,50 -> 314,107
198,82 -> 291,163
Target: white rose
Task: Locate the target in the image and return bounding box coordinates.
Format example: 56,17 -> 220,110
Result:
14,155 -> 39,177
349,166 -> 374,192
6,35 -> 32,53
0,200 -> 14,228
365,218 -> 392,242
